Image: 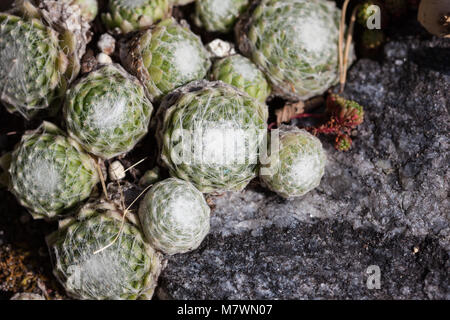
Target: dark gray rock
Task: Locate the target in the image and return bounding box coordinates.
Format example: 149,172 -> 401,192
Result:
157,33 -> 449,299
159,220 -> 448,299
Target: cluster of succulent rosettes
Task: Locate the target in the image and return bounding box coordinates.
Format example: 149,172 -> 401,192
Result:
0,0 -> 89,119
193,0 -> 249,33
138,178 -> 210,255
102,0 -> 171,33
120,18 -> 211,102
236,0 -> 354,101
63,63 -> 153,160
8,122 -> 99,220
260,125 -> 326,199
311,94 -> 364,152
59,0 -> 98,21
47,200 -> 163,300
156,80 -> 268,193
210,54 -> 271,102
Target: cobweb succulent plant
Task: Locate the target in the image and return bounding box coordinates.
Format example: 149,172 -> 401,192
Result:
236,0 -> 354,101
138,178 -> 210,255
120,18 -> 211,101
102,0 -> 171,33
63,63 -> 153,160
156,80 -> 268,193
260,125 -> 326,199
193,0 -> 250,33
47,200 -> 163,300
8,122 -> 99,219
210,54 -> 271,102
0,0 -> 90,119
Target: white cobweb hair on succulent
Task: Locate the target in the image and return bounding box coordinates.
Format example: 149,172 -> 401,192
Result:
0,11 -> 62,118
193,0 -> 250,33
235,0 -> 355,101
8,122 -> 100,219
63,63 -> 153,160
138,178 -> 211,255
155,80 -> 268,193
0,0 -> 92,119
47,199 -> 163,300
120,18 -> 211,102
259,125 -> 326,199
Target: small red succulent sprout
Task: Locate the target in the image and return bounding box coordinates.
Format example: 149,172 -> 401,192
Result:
335,134 -> 353,151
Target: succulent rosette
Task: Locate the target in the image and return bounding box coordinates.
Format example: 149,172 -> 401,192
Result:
210,54 -> 271,102
120,18 -> 211,101
47,201 -> 163,300
260,125 -> 326,199
194,0 -> 249,33
156,80 -> 268,193
102,0 -> 171,33
8,122 -> 99,219
0,0 -> 90,119
63,64 -> 153,159
236,0 -> 354,100
138,178 -> 210,255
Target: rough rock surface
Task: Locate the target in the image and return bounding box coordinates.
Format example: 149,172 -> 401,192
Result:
158,31 -> 449,299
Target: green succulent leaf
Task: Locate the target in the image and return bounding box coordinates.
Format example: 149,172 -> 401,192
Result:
210,54 -> 271,102
64,64 -> 153,159
194,0 -> 250,33
260,125 -> 326,199
102,0 -> 171,33
139,178 -> 210,255
9,122 -> 99,219
156,80 -> 268,193
47,201 -> 163,300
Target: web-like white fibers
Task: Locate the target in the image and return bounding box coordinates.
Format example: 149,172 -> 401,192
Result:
173,40 -> 204,79
90,95 -> 127,129
50,210 -> 161,300
8,123 -> 99,219
29,157 -> 61,196
207,0 -> 233,17
64,64 -> 153,159
158,82 -> 268,193
0,14 -> 61,118
117,0 -> 149,9
242,0 -> 351,100
231,55 -> 259,81
195,0 -> 249,32
260,125 -> 326,198
139,178 -> 210,255
210,54 -> 271,102
136,19 -> 211,99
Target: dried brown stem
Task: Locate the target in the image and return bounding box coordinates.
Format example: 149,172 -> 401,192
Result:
341,5 -> 359,92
